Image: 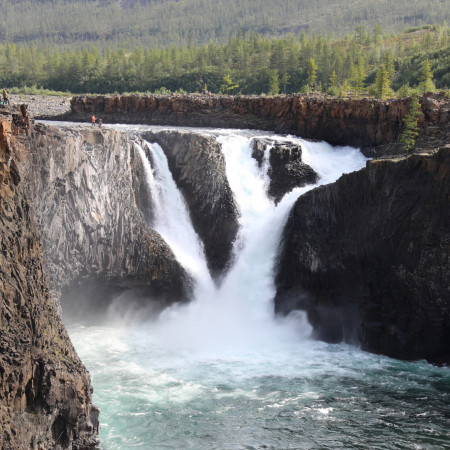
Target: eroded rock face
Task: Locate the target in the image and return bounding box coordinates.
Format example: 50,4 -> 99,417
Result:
251,138 -> 318,203
142,130 -> 240,279
65,92 -> 450,154
275,148 -> 450,364
0,110 -> 99,449
13,123 -> 192,320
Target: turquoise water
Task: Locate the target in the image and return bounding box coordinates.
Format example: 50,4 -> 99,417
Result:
70,325 -> 450,449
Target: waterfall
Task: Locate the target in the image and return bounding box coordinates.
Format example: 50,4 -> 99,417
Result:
134,141 -> 214,295
135,132 -> 367,354
67,128 -> 446,450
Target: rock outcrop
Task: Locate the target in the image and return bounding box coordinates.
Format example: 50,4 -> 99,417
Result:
13,123 -> 192,321
142,130 -> 240,279
1,108 -> 99,448
65,92 -> 449,154
275,147 -> 450,364
251,138 -> 318,203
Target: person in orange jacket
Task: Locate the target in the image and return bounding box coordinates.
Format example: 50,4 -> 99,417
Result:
91,115 -> 96,126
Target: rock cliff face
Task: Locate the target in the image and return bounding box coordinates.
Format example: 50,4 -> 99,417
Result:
251,138 -> 318,203
0,109 -> 99,448
66,92 -> 449,153
142,130 -> 240,279
13,123 -> 191,321
275,148 -> 450,364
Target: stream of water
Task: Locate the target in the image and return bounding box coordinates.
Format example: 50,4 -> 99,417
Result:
66,127 -> 450,449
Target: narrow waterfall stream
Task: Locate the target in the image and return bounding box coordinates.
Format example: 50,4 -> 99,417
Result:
68,128 -> 450,449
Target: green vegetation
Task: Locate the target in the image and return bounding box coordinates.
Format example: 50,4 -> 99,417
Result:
399,93 -> 421,153
0,0 -> 449,50
0,24 -> 448,96
419,59 -> 435,93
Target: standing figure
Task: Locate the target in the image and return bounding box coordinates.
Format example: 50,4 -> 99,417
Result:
91,115 -> 96,126
2,88 -> 9,105
98,118 -> 103,127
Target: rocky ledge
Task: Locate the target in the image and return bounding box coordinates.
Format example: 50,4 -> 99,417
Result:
1,107 -> 99,448
64,92 -> 449,155
275,147 -> 450,364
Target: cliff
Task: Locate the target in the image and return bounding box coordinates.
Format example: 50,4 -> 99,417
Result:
65,92 -> 449,153
275,147 -> 450,364
0,108 -> 99,448
12,123 -> 192,321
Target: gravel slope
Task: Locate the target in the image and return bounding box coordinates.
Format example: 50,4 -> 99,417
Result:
8,94 -> 72,118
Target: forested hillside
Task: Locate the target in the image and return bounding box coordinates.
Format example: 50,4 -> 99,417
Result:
0,24 -> 448,95
0,0 -> 449,49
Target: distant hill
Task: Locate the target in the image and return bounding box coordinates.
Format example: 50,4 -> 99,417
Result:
0,0 -> 449,49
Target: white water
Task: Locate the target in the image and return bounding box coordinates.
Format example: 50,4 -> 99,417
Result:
134,141 -> 214,293
64,128 -> 450,449
132,133 -> 367,354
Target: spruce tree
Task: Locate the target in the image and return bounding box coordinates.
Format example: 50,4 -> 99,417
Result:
268,70 -> 280,95
399,93 -> 421,154
307,57 -> 318,91
375,65 -> 391,99
418,59 -> 435,93
280,73 -> 290,94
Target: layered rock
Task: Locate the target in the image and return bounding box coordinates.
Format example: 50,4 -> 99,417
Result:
65,92 -> 449,153
0,108 -> 99,448
275,148 -> 450,364
142,130 -> 240,279
13,123 -> 191,321
251,138 -> 318,203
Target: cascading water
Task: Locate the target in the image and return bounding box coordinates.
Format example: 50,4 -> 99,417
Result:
68,128 -> 450,449
134,141 -> 214,294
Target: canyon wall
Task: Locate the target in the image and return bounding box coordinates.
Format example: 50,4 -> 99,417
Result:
0,109 -> 99,448
66,93 -> 449,153
275,147 -> 450,364
13,123 -> 192,320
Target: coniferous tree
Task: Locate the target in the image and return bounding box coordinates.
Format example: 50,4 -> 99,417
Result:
268,70 -> 280,95
399,93 -> 421,154
220,73 -> 239,94
375,65 -> 392,99
280,73 -> 290,94
418,59 -> 435,93
307,57 -> 318,91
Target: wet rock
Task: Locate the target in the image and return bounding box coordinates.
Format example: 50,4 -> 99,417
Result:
275,148 -> 450,364
142,130 -> 240,280
251,138 -> 318,203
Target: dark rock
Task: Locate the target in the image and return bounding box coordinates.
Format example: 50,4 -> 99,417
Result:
63,92 -> 450,155
142,130 -> 240,280
275,148 -> 450,364
251,138 -> 318,203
